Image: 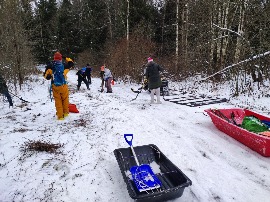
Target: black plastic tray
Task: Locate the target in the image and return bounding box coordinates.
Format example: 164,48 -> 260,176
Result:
114,144 -> 192,202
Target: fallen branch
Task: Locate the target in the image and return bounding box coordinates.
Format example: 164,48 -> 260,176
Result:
199,51 -> 270,82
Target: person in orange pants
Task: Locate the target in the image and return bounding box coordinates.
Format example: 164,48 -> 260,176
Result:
44,52 -> 72,120
52,84 -> 69,120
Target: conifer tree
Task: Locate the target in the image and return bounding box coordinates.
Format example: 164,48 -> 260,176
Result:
32,0 -> 58,63
57,0 -> 78,57
80,0 -> 108,52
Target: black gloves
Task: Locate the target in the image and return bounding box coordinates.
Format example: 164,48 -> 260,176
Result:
46,74 -> 52,80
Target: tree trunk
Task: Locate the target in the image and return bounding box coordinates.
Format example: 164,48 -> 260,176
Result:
104,0 -> 113,39
234,1 -> 246,63
175,0 -> 179,73
126,0 -> 130,70
181,2 -> 188,75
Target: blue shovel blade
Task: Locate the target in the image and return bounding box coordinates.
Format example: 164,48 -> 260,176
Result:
130,164 -> 162,192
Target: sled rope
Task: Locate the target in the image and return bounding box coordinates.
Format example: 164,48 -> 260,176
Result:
9,91 -> 29,103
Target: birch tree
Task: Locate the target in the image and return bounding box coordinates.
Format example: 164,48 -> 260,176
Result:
175,0 -> 179,72
180,1 -> 188,75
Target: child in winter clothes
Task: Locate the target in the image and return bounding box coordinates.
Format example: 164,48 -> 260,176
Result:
63,57 -> 74,80
76,67 -> 89,90
0,75 -> 13,107
85,64 -> 92,84
145,57 -> 164,104
103,67 -> 113,93
44,52 -> 73,120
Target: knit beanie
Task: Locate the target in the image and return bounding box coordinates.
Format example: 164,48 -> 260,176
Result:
147,57 -> 153,62
54,52 -> 62,61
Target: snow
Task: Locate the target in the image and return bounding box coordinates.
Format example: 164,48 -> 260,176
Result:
0,67 -> 270,202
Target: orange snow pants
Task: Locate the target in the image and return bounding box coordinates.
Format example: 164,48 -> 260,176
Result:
52,84 -> 69,119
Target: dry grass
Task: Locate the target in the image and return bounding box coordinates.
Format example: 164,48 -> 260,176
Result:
73,118 -> 88,127
20,140 -> 63,160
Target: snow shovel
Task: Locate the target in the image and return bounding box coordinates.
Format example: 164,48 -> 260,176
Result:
124,134 -> 162,192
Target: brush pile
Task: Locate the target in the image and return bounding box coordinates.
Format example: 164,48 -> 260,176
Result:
21,140 -> 63,154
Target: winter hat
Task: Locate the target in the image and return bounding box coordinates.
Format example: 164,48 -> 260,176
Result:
54,52 -> 62,61
86,63 -> 90,66
66,57 -> 73,62
147,57 -> 153,62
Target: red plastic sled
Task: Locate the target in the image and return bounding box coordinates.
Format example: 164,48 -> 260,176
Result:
69,103 -> 79,113
205,108 -> 270,157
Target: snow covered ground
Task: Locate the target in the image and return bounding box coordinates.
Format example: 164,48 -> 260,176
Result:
0,68 -> 270,202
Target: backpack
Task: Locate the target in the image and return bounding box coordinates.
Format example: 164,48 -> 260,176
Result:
241,116 -> 269,133
52,61 -> 66,86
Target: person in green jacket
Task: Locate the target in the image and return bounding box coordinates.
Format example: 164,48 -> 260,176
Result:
0,75 -> 13,107
145,57 -> 164,104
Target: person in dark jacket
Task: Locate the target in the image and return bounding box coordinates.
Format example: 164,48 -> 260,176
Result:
145,57 -> 164,104
85,64 -> 92,84
0,75 -> 13,107
76,67 -> 89,90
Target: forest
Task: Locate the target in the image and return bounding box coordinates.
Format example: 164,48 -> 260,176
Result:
0,0 -> 269,93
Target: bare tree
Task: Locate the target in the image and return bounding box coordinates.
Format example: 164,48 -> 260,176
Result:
0,0 -> 34,90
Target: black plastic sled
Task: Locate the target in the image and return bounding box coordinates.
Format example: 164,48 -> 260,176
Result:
114,144 -> 192,202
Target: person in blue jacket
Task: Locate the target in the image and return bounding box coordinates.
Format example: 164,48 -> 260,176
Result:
76,67 -> 89,90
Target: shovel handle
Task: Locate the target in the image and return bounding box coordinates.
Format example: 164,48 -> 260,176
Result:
124,134 -> 140,166
130,145 -> 140,166
124,134 -> 133,146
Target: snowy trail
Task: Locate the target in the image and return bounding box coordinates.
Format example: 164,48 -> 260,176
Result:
0,69 -> 270,202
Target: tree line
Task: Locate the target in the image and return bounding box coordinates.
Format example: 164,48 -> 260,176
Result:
0,0 -> 269,90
